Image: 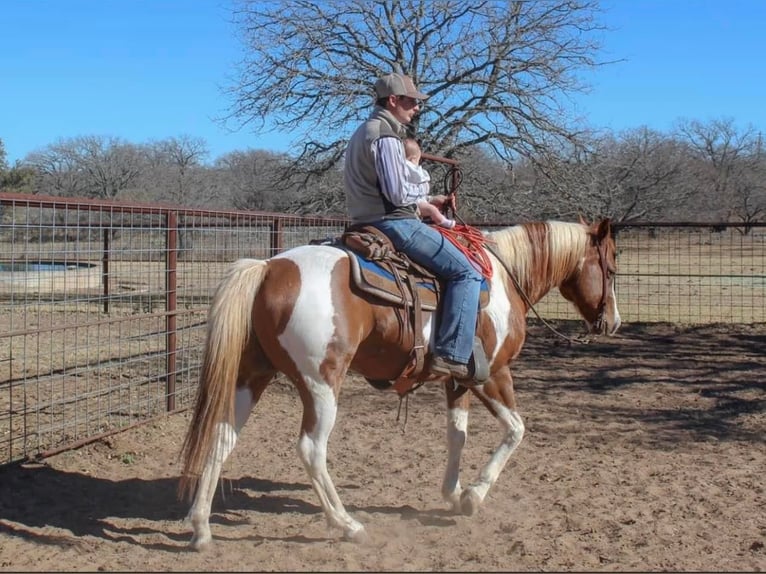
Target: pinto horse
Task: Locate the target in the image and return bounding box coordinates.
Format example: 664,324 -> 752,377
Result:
178,218 -> 621,549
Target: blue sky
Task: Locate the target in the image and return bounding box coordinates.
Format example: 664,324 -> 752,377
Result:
2,0 -> 765,165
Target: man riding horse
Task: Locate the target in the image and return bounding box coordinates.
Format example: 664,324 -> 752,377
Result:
343,72 -> 486,386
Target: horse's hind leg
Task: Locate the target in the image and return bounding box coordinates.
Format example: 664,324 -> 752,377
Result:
294,375 -> 366,542
457,366 -> 525,517
187,377 -> 269,550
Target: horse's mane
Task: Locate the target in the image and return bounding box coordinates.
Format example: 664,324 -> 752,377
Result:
487,221 -> 589,295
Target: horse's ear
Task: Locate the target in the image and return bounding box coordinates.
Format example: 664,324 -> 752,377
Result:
596,218 -> 612,240
578,213 -> 588,225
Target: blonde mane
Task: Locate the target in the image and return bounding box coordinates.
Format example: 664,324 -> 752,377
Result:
487,221 -> 589,297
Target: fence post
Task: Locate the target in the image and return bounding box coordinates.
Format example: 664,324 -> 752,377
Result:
270,217 -> 283,256
166,211 -> 178,412
102,229 -> 110,314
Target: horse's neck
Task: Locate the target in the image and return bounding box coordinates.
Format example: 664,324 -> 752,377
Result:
490,222 -> 583,305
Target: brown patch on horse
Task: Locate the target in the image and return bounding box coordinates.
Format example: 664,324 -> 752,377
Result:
474,366 -> 518,414
342,256 -> 427,381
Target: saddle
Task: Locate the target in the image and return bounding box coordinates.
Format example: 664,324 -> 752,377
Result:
335,224 -> 490,389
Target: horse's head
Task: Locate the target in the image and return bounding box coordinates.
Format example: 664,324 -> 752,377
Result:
559,218 -> 622,335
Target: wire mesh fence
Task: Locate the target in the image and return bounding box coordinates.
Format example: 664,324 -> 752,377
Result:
612,222 -> 766,323
1,193 -> 764,465
0,194 -> 345,464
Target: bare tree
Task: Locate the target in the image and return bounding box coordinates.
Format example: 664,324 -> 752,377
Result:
0,139 -> 35,194
527,128 -> 690,222
434,146 -> 524,222
75,136 -> 144,200
145,135 -> 211,205
675,118 -> 766,225
25,141 -> 86,197
286,165 -> 346,215
226,0 -> 608,170
26,136 -> 144,200
215,149 -> 299,211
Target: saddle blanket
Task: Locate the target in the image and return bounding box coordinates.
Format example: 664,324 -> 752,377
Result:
346,248 -> 490,311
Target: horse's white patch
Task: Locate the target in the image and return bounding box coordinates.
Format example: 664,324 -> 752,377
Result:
274,246 -> 345,381
448,407 -> 469,434
484,262 -> 514,362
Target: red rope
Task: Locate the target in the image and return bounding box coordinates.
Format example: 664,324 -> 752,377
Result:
433,223 -> 494,280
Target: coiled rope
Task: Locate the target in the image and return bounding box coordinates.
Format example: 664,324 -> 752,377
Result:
432,164 -> 494,280
434,223 -> 494,280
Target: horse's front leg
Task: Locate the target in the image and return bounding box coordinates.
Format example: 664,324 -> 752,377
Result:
442,383 -> 472,513
459,366 -> 525,517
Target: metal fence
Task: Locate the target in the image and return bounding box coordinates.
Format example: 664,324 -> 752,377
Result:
611,222 -> 765,324
1,192 -> 764,465
0,193 -> 346,465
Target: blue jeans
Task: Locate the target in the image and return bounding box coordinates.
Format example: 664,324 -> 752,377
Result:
373,218 -> 483,364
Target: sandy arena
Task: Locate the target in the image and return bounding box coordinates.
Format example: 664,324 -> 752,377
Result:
0,322 -> 763,571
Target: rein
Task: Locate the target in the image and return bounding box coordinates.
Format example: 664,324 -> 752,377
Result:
440,173 -> 603,345
486,241 -> 595,345
593,239 -> 610,334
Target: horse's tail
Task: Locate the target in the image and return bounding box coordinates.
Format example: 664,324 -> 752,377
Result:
178,257 -> 268,501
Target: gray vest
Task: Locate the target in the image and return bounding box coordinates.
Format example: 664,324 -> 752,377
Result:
344,107 -> 418,224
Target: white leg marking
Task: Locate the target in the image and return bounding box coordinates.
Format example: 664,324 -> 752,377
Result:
442,407 -> 468,512
461,398 -> 524,516
276,247 -> 366,540
295,381 -> 364,539
188,387 -> 253,550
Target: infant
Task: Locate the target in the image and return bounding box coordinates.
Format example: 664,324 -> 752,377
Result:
403,138 -> 456,229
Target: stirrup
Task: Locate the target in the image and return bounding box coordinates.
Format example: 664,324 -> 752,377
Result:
467,336 -> 490,382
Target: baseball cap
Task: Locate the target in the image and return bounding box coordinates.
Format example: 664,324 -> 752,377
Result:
374,73 -> 429,100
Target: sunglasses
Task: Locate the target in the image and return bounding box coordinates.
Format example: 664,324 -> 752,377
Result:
396,95 -> 422,107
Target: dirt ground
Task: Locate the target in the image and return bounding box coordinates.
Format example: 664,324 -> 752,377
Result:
0,322 -> 763,572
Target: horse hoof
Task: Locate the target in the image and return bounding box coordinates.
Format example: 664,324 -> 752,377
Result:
343,525 -> 369,544
190,534 -> 212,552
460,488 -> 482,517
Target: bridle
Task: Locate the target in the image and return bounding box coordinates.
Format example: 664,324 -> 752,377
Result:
440,171 -> 612,343
592,237 -> 612,335
482,230 -> 612,345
